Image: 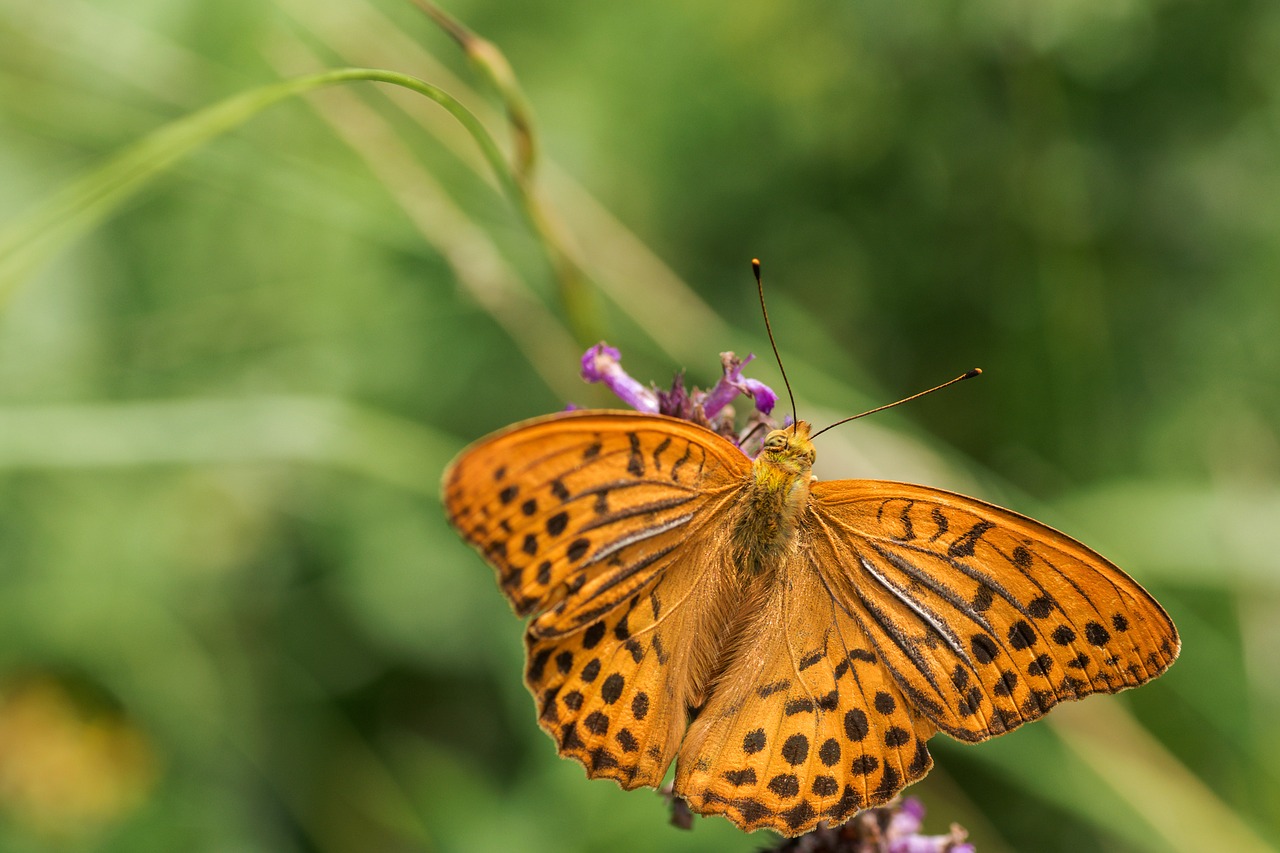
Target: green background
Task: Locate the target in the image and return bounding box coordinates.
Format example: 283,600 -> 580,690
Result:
0,0 -> 1277,851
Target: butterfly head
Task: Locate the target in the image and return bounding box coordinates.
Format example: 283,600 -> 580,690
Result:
757,420 -> 816,477
747,421 -> 816,539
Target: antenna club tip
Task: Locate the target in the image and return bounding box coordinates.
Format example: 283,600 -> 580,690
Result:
965,368 -> 983,379
751,258 -> 761,269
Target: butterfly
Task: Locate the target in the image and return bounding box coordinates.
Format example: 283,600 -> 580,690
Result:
441,403 -> 1179,836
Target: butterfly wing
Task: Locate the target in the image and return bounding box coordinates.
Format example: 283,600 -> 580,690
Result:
443,410 -> 752,786
806,479 -> 1180,742
673,538 -> 938,836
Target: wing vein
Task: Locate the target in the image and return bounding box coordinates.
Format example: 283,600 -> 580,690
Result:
586,512 -> 698,566
857,554 -> 971,663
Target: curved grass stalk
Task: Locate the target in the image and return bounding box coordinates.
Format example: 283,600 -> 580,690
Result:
0,67 -> 518,305
410,0 -> 599,342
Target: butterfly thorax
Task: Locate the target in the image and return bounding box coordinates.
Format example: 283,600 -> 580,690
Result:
734,421 -> 816,571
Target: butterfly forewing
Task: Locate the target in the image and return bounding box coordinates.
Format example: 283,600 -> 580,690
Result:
525,532 -> 745,790
809,481 -> 1180,741
443,411 -> 749,630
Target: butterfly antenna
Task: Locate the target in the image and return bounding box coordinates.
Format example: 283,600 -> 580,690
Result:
753,259 -> 798,429
810,368 -> 983,439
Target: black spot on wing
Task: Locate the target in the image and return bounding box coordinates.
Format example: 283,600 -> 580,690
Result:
601,673 -> 625,703
583,622 -> 606,649
767,773 -> 800,798
798,649 -> 825,671
948,521 -> 996,557
651,436 -> 672,472
1028,595 -> 1055,618
1085,621 -> 1111,646
896,501 -> 915,541
758,680 -> 791,699
812,775 -> 839,797
781,734 -> 809,765
626,432 -> 644,476
669,443 -> 693,482
546,512 -> 569,536
1012,545 -> 1033,569
971,633 -> 999,664
928,507 -> 948,542
1008,620 -> 1037,650
782,799 -> 815,830
849,754 -> 878,774
883,727 -> 910,747
843,709 -> 869,741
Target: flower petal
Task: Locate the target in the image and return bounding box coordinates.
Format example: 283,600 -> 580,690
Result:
579,343 -> 659,412
741,378 -> 777,414
703,352 -> 778,418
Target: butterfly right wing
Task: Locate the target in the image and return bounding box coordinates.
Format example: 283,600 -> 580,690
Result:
808,479 -> 1180,743
673,537 -> 938,836
443,410 -> 751,787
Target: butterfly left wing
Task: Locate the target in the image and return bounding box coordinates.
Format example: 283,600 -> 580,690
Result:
443,410 -> 749,633
443,410 -> 753,788
523,529 -> 745,790
807,480 -> 1180,743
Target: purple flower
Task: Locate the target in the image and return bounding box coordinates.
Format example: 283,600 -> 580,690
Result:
755,796 -> 975,852
701,352 -> 777,418
888,797 -> 926,839
577,343 -> 781,456
655,371 -> 690,419
887,799 -> 973,853
580,343 -> 659,413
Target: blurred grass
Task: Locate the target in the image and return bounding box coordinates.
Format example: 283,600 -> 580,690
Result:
0,0 -> 1278,851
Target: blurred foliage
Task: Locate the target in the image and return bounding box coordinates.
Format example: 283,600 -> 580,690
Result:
0,0 -> 1278,851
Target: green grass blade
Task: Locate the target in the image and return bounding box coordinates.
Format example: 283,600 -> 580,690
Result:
0,67 -> 515,303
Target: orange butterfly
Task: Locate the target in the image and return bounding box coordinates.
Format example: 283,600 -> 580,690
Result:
441,288 -> 1179,837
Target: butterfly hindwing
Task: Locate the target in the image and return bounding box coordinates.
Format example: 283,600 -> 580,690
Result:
673,543 -> 937,836
526,533 -> 748,789
808,480 -> 1180,741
